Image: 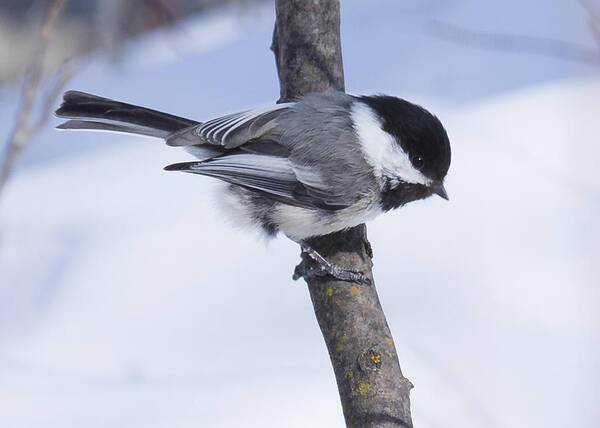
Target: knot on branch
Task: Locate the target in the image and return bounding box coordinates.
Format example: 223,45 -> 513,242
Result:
358,347 -> 383,372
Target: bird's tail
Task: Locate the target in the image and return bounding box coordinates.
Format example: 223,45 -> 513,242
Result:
55,91 -> 199,139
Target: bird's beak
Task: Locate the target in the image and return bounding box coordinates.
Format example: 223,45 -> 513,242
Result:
431,181 -> 449,200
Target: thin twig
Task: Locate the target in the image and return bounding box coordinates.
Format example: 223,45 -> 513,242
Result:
0,0 -> 72,195
429,19 -> 600,66
579,0 -> 600,48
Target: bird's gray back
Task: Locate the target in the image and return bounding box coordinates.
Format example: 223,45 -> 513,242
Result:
277,91 -> 379,207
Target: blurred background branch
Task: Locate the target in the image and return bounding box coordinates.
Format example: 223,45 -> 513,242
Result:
0,0 -> 266,85
0,0 -> 267,195
0,0 -> 72,195
430,1 -> 600,66
579,0 -> 600,47
429,19 -> 600,66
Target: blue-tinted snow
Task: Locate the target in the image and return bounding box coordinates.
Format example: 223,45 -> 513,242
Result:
0,1 -> 599,428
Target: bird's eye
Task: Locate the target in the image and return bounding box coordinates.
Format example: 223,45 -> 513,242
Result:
411,155 -> 425,169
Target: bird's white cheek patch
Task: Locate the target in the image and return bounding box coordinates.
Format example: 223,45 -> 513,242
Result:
351,101 -> 431,187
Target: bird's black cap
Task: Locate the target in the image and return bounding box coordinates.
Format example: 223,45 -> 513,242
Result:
359,95 -> 451,183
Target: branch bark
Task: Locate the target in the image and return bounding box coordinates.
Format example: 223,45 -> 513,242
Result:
272,1 -> 413,427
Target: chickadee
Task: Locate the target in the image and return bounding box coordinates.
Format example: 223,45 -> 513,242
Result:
55,90 -> 450,283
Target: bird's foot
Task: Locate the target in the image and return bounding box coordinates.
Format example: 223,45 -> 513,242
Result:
293,242 -> 371,285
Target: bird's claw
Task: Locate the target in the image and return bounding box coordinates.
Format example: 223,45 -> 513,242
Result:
293,243 -> 371,285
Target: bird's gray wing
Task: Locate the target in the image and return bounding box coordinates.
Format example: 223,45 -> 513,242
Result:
166,104 -> 292,149
166,92 -> 372,209
164,153 -> 351,210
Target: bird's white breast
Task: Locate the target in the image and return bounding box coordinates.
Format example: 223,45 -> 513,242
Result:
273,197 -> 382,241
218,183 -> 383,241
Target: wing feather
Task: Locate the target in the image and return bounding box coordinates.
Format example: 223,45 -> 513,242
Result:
164,153 -> 349,210
167,104 -> 291,148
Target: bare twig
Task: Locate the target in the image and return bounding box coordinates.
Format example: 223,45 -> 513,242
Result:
579,0 -> 600,48
272,1 -> 413,427
429,19 -> 600,66
0,0 -> 73,195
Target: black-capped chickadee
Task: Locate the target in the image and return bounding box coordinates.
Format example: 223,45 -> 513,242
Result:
55,90 -> 450,283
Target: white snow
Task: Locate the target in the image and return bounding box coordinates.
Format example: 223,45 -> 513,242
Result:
1,1 -> 599,427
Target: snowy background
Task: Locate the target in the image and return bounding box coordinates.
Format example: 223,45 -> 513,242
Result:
1,1 -> 599,427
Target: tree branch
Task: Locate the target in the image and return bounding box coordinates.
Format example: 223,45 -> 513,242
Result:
272,1 -> 413,427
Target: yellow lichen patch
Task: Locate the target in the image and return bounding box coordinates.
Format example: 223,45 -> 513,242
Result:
370,353 -> 382,365
329,327 -> 336,339
336,334 -> 348,352
349,285 -> 361,295
384,349 -> 394,359
343,366 -> 354,379
385,337 -> 393,345
326,287 -> 333,297
400,377 -> 414,389
358,382 -> 371,396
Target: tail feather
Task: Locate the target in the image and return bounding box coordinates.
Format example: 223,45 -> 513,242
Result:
55,91 -> 199,138
56,119 -> 174,138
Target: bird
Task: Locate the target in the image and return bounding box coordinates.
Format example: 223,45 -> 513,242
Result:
55,90 -> 451,284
